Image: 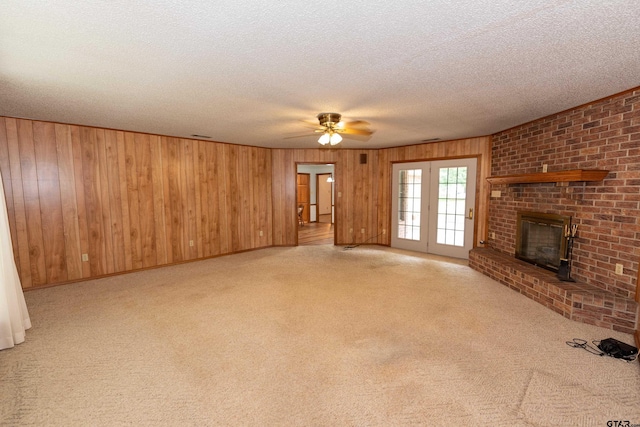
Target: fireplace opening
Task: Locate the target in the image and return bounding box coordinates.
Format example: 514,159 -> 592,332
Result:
515,212 -> 570,272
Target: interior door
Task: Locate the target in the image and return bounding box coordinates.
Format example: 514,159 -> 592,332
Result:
391,158 -> 477,259
296,173 -> 310,223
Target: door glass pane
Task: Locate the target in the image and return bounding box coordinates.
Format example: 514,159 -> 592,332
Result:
436,167 -> 467,246
397,169 -> 422,240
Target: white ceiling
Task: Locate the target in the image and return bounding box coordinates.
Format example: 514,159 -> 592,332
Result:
1,1 -> 639,149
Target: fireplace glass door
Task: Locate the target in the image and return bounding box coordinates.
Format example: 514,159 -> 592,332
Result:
515,212 -> 570,271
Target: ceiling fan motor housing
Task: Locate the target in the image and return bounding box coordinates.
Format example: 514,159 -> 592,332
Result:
317,112 -> 342,128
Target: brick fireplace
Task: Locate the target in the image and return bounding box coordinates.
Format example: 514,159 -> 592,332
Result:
470,88 -> 639,334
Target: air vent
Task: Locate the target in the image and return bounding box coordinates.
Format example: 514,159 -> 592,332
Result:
422,138 -> 441,142
191,134 -> 212,139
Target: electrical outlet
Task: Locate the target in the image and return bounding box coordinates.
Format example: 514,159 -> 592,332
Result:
382,229 -> 386,235
361,228 -> 365,234
615,263 -> 624,275
491,190 -> 501,198
542,164 -> 548,173
490,232 -> 496,239
259,230 -> 263,237
189,240 -> 194,247
81,253 -> 89,262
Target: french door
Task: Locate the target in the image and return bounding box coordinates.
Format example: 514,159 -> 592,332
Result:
391,158 -> 477,259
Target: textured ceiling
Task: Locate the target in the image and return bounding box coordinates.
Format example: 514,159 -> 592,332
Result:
1,1 -> 639,149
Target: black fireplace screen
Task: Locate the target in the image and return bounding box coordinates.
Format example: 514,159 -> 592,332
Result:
515,212 -> 570,272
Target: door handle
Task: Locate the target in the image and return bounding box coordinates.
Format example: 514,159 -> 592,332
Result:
468,208 -> 474,220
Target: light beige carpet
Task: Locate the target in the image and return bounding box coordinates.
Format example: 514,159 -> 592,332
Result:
1,245 -> 639,426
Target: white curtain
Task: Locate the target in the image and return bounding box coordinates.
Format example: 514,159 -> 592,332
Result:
0,175 -> 31,350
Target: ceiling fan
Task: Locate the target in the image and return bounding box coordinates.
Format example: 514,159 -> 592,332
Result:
286,113 -> 374,145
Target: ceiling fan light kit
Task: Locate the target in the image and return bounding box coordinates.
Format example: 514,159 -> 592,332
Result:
318,131 -> 342,145
318,132 -> 331,145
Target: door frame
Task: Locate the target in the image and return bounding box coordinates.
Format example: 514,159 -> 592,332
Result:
296,162 -> 336,246
389,156 -> 481,256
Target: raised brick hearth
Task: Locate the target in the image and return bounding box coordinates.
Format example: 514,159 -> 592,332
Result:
469,247 -> 638,334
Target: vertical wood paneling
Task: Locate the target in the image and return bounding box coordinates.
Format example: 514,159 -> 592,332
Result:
240,147 -> 251,248
17,119 -> 47,286
214,143 -> 228,254
95,129 -> 115,274
134,133 -> 157,267
271,151 -> 285,246
376,148 -> 389,244
197,142 -> 211,257
116,131 -> 133,271
204,142 -> 216,256
104,129 -> 126,273
182,138 -> 197,259
33,121 -> 67,283
192,140 -> 203,258
70,126 -> 91,278
3,117 -> 274,289
0,119 -> 20,271
5,119 -> 32,287
150,135 -> 167,265
226,145 -> 240,251
259,148 -> 272,245
250,148 -> 259,247
165,137 -> 183,262
124,132 -> 143,270
55,124 -> 83,280
81,127 -> 108,276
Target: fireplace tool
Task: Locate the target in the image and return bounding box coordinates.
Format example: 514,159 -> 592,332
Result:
557,223 -> 578,281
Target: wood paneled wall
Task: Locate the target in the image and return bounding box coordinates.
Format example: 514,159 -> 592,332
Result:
271,136 -> 491,247
377,137 -> 492,246
0,117 -> 272,289
271,149 -> 380,246
0,115 -> 490,289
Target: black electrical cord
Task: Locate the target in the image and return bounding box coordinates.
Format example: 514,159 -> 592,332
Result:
343,232 -> 384,250
565,338 -> 604,356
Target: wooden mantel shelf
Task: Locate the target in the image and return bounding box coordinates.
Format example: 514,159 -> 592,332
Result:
487,169 -> 609,185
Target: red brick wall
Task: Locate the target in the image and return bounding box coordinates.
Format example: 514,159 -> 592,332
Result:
488,88 -> 640,300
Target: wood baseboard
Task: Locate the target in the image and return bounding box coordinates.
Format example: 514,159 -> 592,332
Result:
23,245 -> 275,291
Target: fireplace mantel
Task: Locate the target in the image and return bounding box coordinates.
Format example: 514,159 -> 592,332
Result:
487,169 -> 609,185
487,169 -> 609,184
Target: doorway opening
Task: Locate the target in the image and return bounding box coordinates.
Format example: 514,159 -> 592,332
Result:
297,164 -> 335,245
